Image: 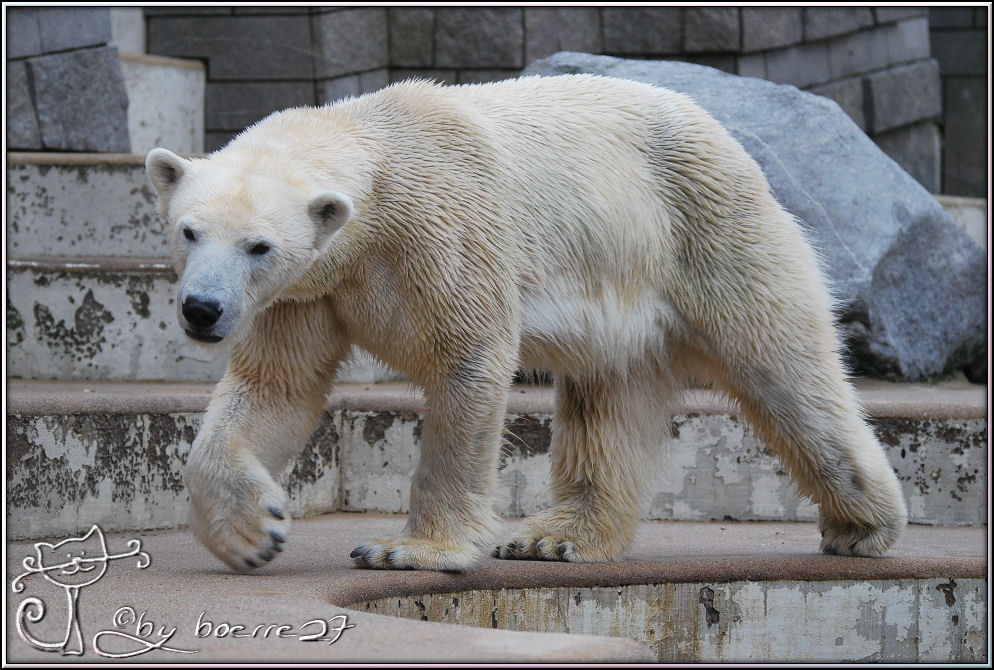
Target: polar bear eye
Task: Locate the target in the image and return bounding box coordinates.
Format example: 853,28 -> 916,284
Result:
182,227 -> 197,242
249,242 -> 271,256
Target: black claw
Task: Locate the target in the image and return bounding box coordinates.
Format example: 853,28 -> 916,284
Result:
269,530 -> 285,544
350,546 -> 366,559
258,551 -> 274,562
244,558 -> 258,569
272,543 -> 283,553
268,506 -> 285,520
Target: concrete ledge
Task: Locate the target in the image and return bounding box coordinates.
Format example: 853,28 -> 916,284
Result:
4,514 -> 986,663
6,379 -> 987,538
6,151 -> 150,165
6,151 -> 204,165
6,378 -> 987,419
6,257 -> 175,275
118,51 -> 205,70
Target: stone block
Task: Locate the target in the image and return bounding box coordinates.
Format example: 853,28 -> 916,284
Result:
312,8 -> 389,78
864,59 -> 941,133
603,7 -> 683,55
206,81 -> 314,131
873,122 -> 941,193
681,54 -> 738,75
942,77 -> 988,197
110,8 -> 145,53
803,7 -> 874,42
810,77 -> 866,131
28,46 -> 130,153
359,68 -> 391,94
147,15 -> 313,80
143,7 -> 234,15
928,7 -> 974,29
741,8 -> 802,53
874,7 -> 928,24
321,74 -> 361,103
457,69 -> 520,84
827,26 -> 890,79
319,69 -> 390,103
737,53 -> 766,79
388,8 -> 434,68
5,60 -> 41,150
885,17 -> 931,65
765,41 -> 831,88
232,6 -> 311,14
206,131 -> 238,152
37,7 -> 112,52
524,7 -> 601,64
5,8 -> 42,59
435,8 -> 523,68
930,30 -> 987,76
684,7 -> 740,53
390,68 -> 457,86
119,54 -> 205,155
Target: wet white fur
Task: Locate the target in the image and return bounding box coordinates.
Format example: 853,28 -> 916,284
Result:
147,75 -> 907,572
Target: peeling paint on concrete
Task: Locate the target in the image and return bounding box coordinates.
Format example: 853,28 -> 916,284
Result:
5,160 -> 168,257
353,578 -> 987,663
339,411 -> 422,513
5,411 -> 341,540
6,262 -> 405,384
7,262 -> 232,382
5,399 -> 986,538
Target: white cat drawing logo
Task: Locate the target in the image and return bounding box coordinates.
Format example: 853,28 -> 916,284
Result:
11,525 -> 151,656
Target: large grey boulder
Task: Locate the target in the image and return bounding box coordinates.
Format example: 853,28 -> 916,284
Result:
523,52 -> 986,382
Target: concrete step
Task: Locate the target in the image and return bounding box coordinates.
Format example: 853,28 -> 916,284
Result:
119,52 -> 205,156
6,379 -> 985,540
6,154 -> 168,259
935,194 -> 987,251
5,257 -> 401,383
8,152 -> 987,260
4,514 -> 985,663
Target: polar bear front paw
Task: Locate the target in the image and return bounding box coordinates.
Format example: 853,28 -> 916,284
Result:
350,537 -> 479,572
494,514 -> 626,563
186,458 -> 291,573
494,533 -> 586,562
818,514 -> 904,558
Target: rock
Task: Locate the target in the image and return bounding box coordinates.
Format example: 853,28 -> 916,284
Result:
5,60 -> 41,149
522,52 -> 986,382
29,46 -> 131,153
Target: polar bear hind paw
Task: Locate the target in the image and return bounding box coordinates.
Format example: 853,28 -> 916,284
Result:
350,537 -> 479,572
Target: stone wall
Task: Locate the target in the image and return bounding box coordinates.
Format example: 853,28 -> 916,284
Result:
929,6 -> 988,196
5,7 -> 131,152
141,6 -> 968,194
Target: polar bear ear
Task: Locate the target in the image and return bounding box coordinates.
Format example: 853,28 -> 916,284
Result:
145,148 -> 190,215
307,191 -> 354,249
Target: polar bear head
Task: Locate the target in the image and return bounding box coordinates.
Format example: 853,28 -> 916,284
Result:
145,147 -> 354,346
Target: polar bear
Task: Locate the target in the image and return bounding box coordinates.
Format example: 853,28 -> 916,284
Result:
146,75 -> 908,573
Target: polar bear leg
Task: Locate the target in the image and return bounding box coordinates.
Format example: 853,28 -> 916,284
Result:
689,243 -> 908,557
496,371 -> 673,562
350,378 -> 509,571
720,354 -> 908,557
185,299 -> 347,572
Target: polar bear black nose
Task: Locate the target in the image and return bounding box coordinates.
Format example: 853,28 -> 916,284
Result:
182,295 -> 223,328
